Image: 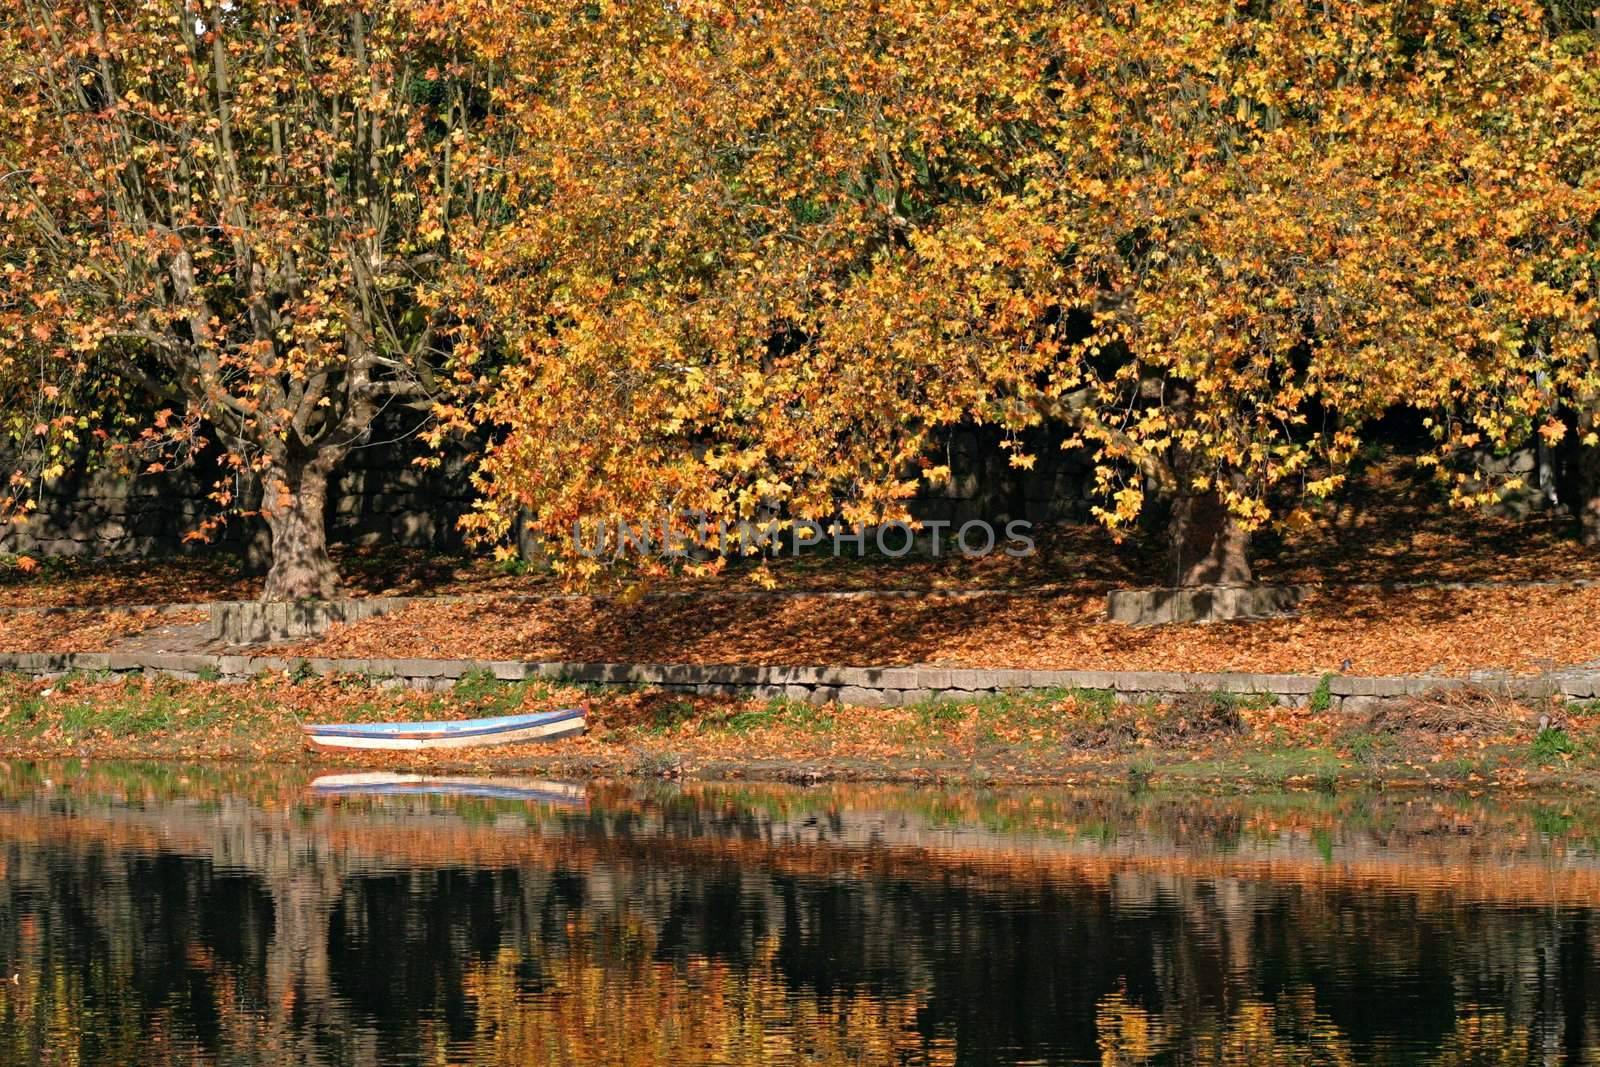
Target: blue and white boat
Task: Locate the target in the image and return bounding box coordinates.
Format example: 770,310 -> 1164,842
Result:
302,707 -> 586,751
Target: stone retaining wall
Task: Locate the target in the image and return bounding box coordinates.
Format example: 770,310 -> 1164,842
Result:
208,598 -> 406,644
202,586 -> 1093,645
3,422 -> 1095,561
1105,584 -> 1307,626
0,414 -> 477,560
3,650 -> 1595,712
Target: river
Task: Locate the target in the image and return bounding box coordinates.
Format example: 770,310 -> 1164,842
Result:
0,761 -> 1596,1064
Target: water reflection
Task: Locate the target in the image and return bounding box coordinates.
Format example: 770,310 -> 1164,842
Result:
0,762 -> 1596,1064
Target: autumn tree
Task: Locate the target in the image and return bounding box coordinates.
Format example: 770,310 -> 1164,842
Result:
0,0 -> 518,598
463,0 -> 1599,584
1056,0 -> 1600,580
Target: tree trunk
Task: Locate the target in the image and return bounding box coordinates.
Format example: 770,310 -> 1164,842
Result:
1169,487 -> 1253,586
260,456 -> 339,601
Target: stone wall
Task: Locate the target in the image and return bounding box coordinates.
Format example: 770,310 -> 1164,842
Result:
0,456 -> 222,559
910,424 -> 1093,527
1,416 -> 478,560
4,421 -> 1096,561
2,648 -> 1596,711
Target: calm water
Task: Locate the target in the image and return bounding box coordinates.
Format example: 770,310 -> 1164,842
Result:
0,763 -> 1597,1065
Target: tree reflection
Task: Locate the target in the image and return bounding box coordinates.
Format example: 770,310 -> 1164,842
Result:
1,768 -> 1597,1064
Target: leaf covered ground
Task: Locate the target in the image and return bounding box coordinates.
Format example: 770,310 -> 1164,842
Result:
1,670 -> 1596,793
4,459 -> 1599,675
270,581 -> 1600,677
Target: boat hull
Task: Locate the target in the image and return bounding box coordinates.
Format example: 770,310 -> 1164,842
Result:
303,708 -> 585,751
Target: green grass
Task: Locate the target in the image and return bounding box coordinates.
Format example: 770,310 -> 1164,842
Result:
1204,690 -> 1280,712
642,698 -> 696,735
1067,687 -> 1117,715
1532,727 -> 1577,763
1126,758 -> 1156,791
1342,729 -> 1388,764
446,671 -> 570,717
1170,746 -> 1348,789
50,686 -> 240,741
1309,673 -> 1335,714
908,696 -> 968,726
972,689 -> 1074,743
714,697 -> 836,736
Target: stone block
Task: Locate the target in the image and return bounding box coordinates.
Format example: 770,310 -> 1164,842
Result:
392,657 -> 451,678
1387,676 -> 1431,697
142,654 -> 212,674
526,662 -> 573,681
487,660 -> 531,681
1252,673 -> 1317,695
1106,584 -> 1306,626
1178,672 -> 1239,693
1338,695 -> 1383,716
1069,671 -> 1121,692
392,513 -> 439,546
853,667 -> 920,689
990,669 -> 1033,690
696,664 -> 765,686
208,597 -> 403,646
692,683 -> 745,697
837,685 -> 890,708
1115,671 -> 1184,693
946,669 -> 993,691
1562,673 -> 1600,699
787,666 -> 858,687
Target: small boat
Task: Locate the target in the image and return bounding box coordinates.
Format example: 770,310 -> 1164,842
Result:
302,707 -> 586,751
309,772 -> 588,807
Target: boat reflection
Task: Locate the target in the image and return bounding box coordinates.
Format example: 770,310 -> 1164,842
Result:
309,771 -> 588,807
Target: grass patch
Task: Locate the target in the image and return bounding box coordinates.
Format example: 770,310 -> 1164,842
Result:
648,699 -> 696,734
972,689 -> 1077,745
1126,758 -> 1156,791
715,697 -> 835,736
1309,673 -> 1334,714
1067,687 -> 1117,715
1340,729 -> 1393,766
50,685 -> 239,741
909,696 -> 968,726
1532,727 -> 1576,764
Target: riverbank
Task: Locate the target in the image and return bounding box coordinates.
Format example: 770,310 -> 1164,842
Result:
3,669 -> 1596,792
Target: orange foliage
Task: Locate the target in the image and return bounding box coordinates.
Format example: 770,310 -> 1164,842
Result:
458,0 -> 1600,571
